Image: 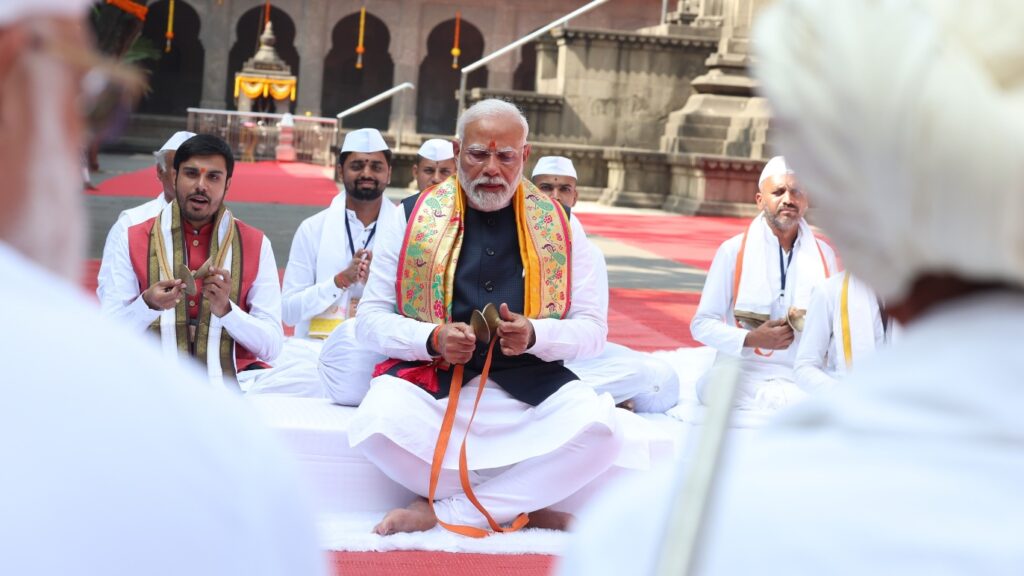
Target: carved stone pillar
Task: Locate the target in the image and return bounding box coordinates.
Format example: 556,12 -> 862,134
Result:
661,0 -> 771,160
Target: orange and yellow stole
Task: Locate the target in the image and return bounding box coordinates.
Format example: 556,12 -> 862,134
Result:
396,175 -> 573,324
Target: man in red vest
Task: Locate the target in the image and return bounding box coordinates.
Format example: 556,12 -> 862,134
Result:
101,134 -> 283,386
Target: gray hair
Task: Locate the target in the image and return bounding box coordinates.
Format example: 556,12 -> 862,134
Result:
455,99 -> 529,143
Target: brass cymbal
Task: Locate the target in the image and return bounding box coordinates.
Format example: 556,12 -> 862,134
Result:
470,303 -> 502,344
787,307 -> 807,332
174,263 -> 197,296
470,309 -> 491,344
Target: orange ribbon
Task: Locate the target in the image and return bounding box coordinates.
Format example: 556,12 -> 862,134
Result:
428,339 -> 530,537
105,0 -> 148,21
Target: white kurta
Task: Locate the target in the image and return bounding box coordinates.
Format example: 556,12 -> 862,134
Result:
559,292 -> 1024,576
245,193 -> 399,398
99,206 -> 283,378
563,217 -> 679,412
0,241 -> 326,576
794,273 -> 888,392
280,192 -> 400,338
96,193 -> 167,302
349,195 -> 672,526
690,224 -> 837,410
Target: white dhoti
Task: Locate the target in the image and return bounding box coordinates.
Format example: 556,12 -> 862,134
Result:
349,376 -> 671,527
568,342 -> 681,413
696,357 -> 807,412
318,318 -> 386,406
242,337 -> 326,398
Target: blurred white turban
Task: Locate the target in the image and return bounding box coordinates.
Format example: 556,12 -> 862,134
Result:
753,0 -> 1024,301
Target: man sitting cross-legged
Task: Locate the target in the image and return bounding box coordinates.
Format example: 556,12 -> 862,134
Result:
794,271 -> 896,393
349,99 -> 667,536
532,155 -> 680,413
100,134 -> 283,386
690,156 -> 837,413
247,129 -> 400,397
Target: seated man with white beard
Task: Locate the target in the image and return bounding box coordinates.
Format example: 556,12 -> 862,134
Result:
689,156 -> 836,413
532,156 -> 680,413
350,99 -> 666,536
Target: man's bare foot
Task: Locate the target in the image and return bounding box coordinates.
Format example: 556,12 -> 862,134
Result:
528,508 -> 575,531
373,498 -> 438,536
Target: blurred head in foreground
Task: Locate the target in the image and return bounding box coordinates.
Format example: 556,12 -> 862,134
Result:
754,0 -> 1024,321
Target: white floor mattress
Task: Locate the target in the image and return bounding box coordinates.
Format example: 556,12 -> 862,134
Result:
248,347 -> 780,539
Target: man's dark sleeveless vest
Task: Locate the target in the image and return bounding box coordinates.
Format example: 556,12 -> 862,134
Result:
394,193 -> 576,406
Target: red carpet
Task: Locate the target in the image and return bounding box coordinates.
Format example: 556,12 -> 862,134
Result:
90,161 -> 338,206
575,212 -> 748,270
608,289 -> 700,351
330,551 -> 554,576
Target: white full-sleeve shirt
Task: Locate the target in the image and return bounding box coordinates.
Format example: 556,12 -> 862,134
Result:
794,273 -> 888,393
281,196 -> 394,338
0,241 -> 326,576
99,213 -> 284,363
690,229 -> 837,379
355,199 -> 607,364
96,193 -> 167,302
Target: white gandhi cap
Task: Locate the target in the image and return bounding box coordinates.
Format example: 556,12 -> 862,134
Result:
341,128 -> 389,153
758,155 -> 795,188
159,131 -> 197,153
418,139 -> 455,162
532,156 -> 577,180
0,0 -> 90,25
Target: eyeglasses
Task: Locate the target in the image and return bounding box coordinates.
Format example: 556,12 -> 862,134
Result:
462,144 -> 524,166
28,26 -> 144,143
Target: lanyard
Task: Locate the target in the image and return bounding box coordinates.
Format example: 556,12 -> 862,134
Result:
345,214 -> 377,257
778,243 -> 795,296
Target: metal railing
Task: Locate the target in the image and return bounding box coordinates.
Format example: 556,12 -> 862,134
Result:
335,82 -> 415,152
455,0 -> 611,123
187,107 -> 337,165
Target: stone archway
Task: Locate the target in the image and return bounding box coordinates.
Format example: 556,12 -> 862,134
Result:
513,41 -> 537,92
226,6 -> 300,113
137,0 -> 204,116
321,11 -> 395,129
416,18 -> 486,135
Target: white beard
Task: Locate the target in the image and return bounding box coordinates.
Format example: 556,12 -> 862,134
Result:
9,52 -> 86,282
459,165 -> 519,212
